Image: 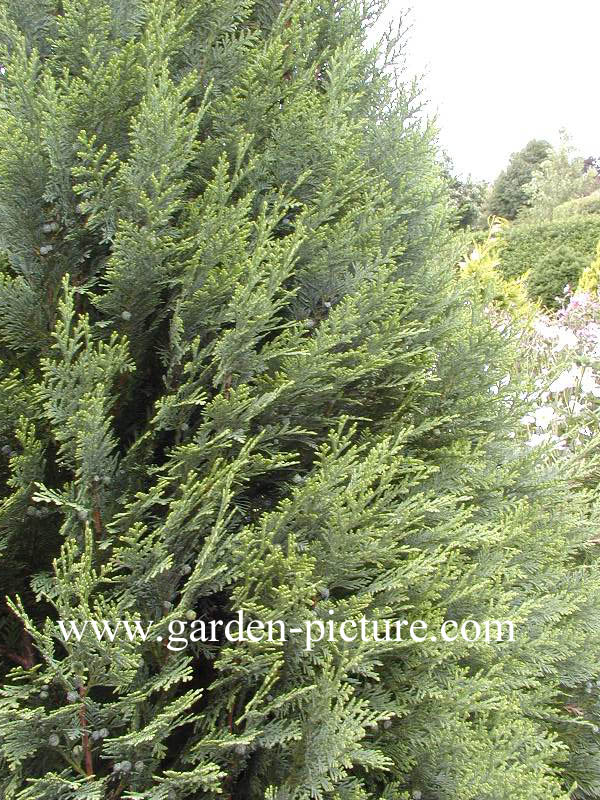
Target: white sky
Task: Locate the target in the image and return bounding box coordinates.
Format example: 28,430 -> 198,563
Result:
374,1 -> 600,182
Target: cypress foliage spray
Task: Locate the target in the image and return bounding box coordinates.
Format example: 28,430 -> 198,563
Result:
0,2 -> 599,799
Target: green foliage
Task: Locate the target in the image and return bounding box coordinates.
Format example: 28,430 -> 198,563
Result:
458,219 -> 538,318
439,153 -> 488,229
578,240 -> 600,293
527,245 -> 589,308
498,214 -> 600,279
519,130 -> 599,224
0,3 -> 599,800
486,139 -> 551,220
450,176 -> 488,229
554,190 -> 600,220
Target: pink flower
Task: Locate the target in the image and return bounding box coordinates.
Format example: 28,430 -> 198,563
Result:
568,291 -> 590,311
582,322 -> 600,341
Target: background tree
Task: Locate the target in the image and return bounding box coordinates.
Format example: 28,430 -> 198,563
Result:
486,138 -> 551,220
520,130 -> 599,223
439,152 -> 488,229
584,156 -> 600,175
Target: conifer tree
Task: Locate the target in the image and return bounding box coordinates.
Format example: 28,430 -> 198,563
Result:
486,139 -> 551,220
1,2 -> 600,799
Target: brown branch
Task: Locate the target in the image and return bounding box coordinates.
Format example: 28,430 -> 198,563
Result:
223,374 -> 232,400
92,506 -> 103,537
109,778 -> 126,800
0,644 -> 32,669
565,704 -> 584,717
0,609 -> 35,669
90,483 -> 104,539
78,687 -> 94,777
21,628 -> 34,668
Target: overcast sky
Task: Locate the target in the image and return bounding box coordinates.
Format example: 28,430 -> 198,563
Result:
374,1 -> 600,182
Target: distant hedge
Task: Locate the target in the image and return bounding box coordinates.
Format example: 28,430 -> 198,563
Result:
528,245 -> 589,308
498,214 -> 600,280
553,190 -> 600,220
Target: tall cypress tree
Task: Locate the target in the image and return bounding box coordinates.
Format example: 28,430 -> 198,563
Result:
1,2 -> 600,799
486,139 -> 551,220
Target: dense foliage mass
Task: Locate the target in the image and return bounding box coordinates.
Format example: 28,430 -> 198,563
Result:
519,132 -> 599,224
580,241 -> 600,293
486,138 -> 551,220
491,134 -> 600,308
1,3 -> 600,800
498,215 -> 600,281
439,153 -> 487,230
554,191 -> 600,221
458,219 -> 535,316
528,245 -> 590,309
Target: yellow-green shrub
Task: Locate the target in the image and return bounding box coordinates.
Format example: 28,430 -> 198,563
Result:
578,239 -> 600,293
459,218 -> 538,319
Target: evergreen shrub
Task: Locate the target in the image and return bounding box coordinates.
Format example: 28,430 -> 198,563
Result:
579,240 -> 600,294
498,215 -> 600,278
527,245 -> 589,308
554,191 -> 600,220
0,3 -> 599,800
459,220 -> 537,318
